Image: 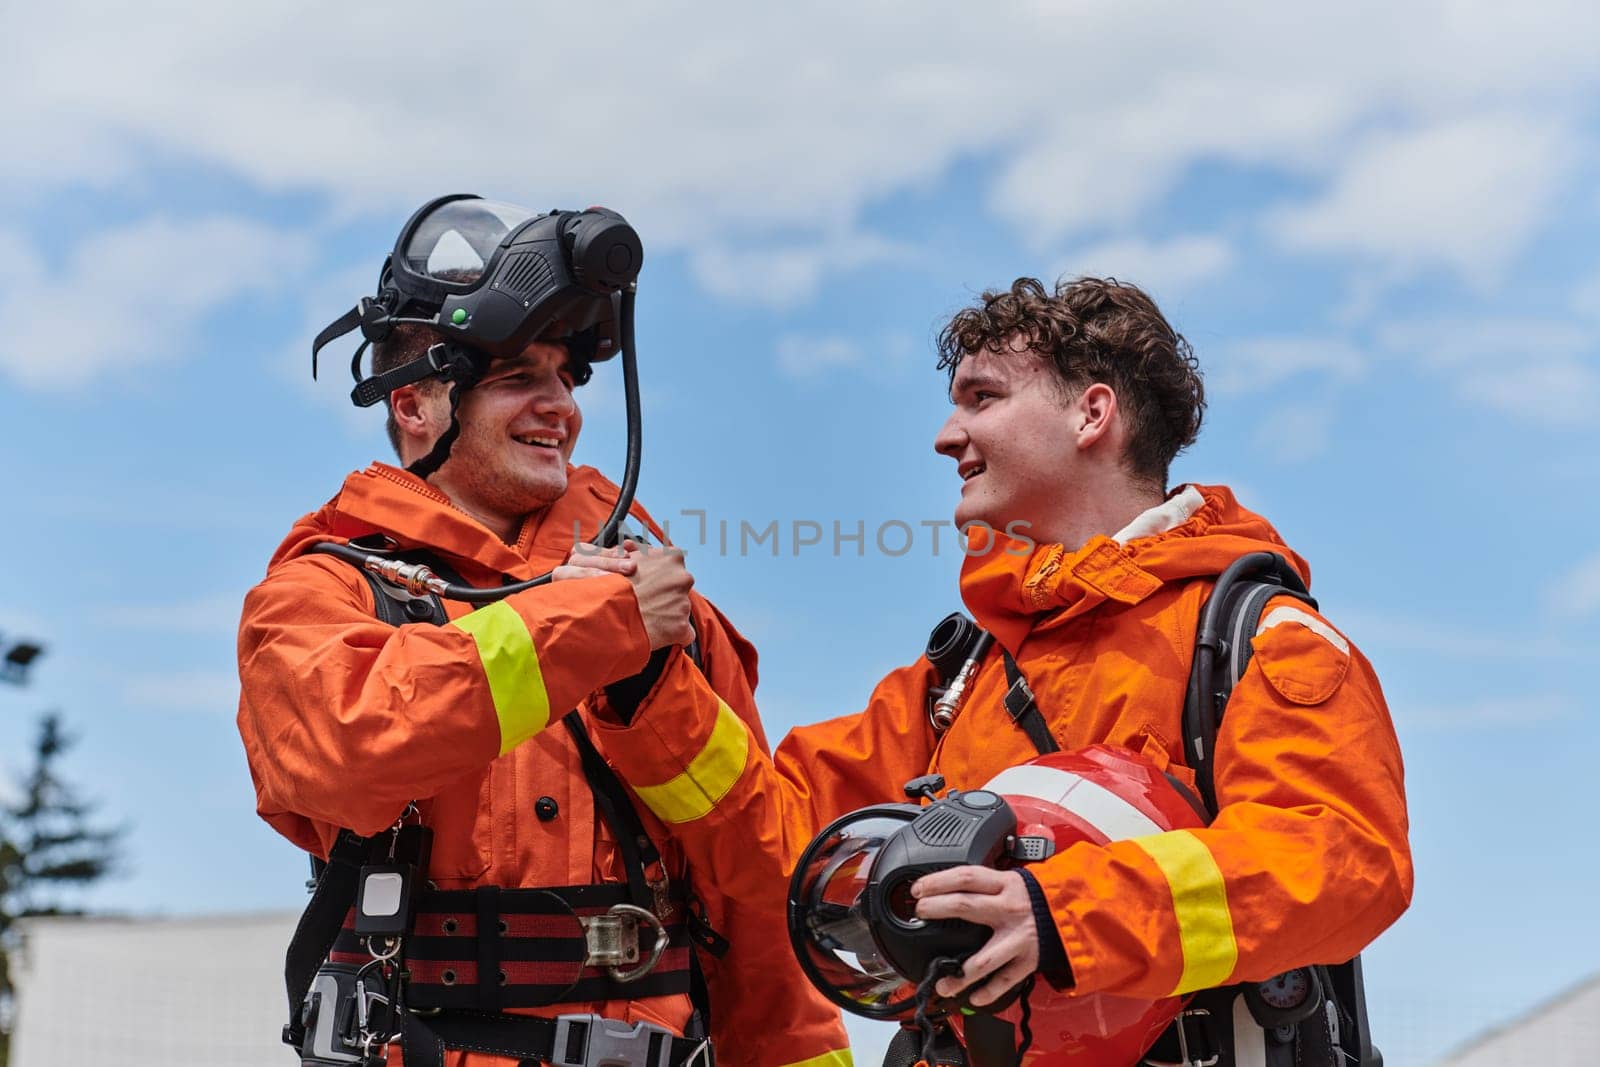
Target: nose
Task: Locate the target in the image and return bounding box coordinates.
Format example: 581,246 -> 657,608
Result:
531,372 -> 577,419
934,410 -> 967,459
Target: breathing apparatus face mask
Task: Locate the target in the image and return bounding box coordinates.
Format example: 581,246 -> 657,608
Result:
311,193 -> 645,480
788,786 -> 1020,1021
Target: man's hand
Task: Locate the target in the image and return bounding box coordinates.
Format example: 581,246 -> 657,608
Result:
551,543 -> 638,582
623,539 -> 695,650
913,866 -> 1040,1006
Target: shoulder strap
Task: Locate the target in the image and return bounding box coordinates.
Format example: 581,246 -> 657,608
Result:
1001,653 -> 1060,755
562,712 -> 663,912
1182,552 -> 1315,815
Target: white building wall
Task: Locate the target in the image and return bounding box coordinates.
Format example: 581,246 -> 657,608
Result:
1430,974 -> 1599,1067
11,912 -> 300,1067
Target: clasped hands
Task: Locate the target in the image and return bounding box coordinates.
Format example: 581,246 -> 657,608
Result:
555,540 -> 695,650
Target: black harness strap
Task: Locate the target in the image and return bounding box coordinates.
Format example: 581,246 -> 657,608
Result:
1001,653 -> 1060,755
564,712 -> 661,913
281,829 -> 373,1049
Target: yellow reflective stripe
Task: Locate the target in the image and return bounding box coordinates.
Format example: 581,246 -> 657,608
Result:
449,601 -> 551,754
778,1052 -> 854,1067
1132,830 -> 1238,994
632,700 -> 749,823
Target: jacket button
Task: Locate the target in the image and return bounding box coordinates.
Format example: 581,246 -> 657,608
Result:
535,796 -> 559,821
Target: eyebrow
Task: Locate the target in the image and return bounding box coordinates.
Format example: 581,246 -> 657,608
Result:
485,354 -> 574,379
950,371 -> 1007,401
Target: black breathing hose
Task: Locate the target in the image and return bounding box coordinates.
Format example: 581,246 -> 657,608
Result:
595,287 -> 642,550
308,286 -> 644,605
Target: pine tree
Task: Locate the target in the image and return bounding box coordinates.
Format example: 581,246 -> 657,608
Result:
0,712 -> 123,1067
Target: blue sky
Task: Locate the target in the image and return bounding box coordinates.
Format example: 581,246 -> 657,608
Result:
3,4 -> 1599,1064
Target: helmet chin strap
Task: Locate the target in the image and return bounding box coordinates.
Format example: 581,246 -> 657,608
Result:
405,344 -> 487,482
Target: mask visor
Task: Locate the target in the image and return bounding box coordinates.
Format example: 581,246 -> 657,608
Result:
400,198 -> 537,288
789,808 -> 922,1019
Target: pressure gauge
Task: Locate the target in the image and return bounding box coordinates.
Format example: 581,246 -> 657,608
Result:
1245,966 -> 1324,1028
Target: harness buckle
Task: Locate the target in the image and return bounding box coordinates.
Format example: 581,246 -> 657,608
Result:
1003,674 -> 1035,720
550,1013 -> 676,1067
580,903 -> 669,982
1143,1007 -> 1221,1067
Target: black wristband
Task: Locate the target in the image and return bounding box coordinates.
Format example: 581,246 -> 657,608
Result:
603,646 -> 675,725
1017,867 -> 1074,989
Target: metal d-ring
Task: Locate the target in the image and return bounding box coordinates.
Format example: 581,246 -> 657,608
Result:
601,902 -> 672,985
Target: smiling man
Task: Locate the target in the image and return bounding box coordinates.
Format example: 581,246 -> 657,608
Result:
235,196 -> 851,1067
596,276 -> 1412,1065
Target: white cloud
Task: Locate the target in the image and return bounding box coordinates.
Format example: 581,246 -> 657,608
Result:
1376,315 -> 1599,428
1457,358 -> 1600,428
1253,402 -> 1336,464
123,670 -> 239,714
1058,235 -> 1234,299
1395,693 -> 1578,731
6,1 -> 1598,292
775,335 -> 867,380
1210,337 -> 1367,396
1545,550 -> 1600,621
93,595 -> 243,634
690,231 -> 914,310
278,261 -> 393,437
1267,113 -> 1576,284
1337,609 -> 1593,664
774,331 -> 917,382
1572,271 -> 1600,321
0,216 -> 312,390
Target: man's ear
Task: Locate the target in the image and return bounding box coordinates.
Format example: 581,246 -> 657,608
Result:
389,384 -> 438,446
1074,383 -> 1119,450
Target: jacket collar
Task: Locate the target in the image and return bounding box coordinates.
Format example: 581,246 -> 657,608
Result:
277,462 -> 628,580
958,485 -> 1307,655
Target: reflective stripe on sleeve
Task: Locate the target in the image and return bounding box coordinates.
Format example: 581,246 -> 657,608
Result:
779,1051 -> 855,1067
449,600 -> 551,754
1131,830 -> 1239,994
632,700 -> 749,823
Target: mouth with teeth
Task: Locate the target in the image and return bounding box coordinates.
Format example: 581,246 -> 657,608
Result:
513,433 -> 564,450
960,462 -> 986,483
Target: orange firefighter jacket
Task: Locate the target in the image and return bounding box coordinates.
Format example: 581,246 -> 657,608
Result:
594,485 -> 1413,1002
236,461 -> 852,1067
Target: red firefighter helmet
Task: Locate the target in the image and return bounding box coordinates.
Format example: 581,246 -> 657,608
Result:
788,744 -> 1209,1065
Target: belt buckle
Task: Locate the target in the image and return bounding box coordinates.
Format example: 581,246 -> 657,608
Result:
1143,1007 -> 1220,1067
551,1013 -> 674,1067
580,903 -> 669,982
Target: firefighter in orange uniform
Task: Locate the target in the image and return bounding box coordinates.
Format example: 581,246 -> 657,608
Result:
237,196 -> 851,1067
592,277 -> 1413,1063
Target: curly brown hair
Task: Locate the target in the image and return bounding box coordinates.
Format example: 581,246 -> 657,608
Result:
936,276 -> 1205,490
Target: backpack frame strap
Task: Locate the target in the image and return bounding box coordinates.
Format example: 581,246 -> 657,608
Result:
1002,652 -> 1061,755
1183,551 -> 1314,814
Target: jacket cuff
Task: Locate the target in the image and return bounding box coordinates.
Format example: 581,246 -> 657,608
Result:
1017,867 -> 1074,991
586,652 -> 752,828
